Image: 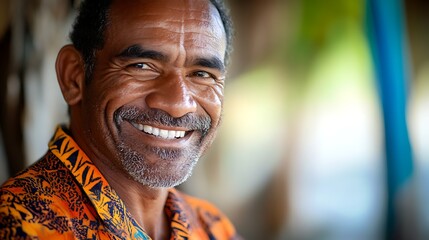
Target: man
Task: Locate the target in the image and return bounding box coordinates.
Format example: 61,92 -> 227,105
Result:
0,0 -> 238,239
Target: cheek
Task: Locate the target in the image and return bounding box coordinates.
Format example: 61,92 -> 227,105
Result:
84,73 -> 151,128
193,85 -> 224,125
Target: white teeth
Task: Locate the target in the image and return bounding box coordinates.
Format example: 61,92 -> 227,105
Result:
153,128 -> 159,136
132,122 -> 144,131
175,131 -> 181,138
143,125 -> 152,133
159,129 -> 168,139
168,131 -> 176,138
132,123 -> 186,139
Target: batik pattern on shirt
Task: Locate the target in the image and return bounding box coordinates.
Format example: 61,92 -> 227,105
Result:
0,126 -> 239,239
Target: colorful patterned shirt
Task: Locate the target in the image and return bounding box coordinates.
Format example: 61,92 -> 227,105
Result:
0,126 -> 239,239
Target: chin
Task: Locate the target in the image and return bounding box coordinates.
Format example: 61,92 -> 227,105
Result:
117,142 -> 201,188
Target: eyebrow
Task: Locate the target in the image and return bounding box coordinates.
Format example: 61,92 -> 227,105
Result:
117,44 -> 225,72
194,57 -> 225,73
117,44 -> 168,62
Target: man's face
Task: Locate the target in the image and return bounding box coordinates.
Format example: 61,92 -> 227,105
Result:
78,0 -> 227,187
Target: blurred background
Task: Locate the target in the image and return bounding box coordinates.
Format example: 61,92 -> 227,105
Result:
0,0 -> 428,239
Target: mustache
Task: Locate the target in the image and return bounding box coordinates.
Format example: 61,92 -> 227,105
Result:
114,106 -> 211,135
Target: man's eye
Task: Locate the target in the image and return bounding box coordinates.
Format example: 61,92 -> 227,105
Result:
192,71 -> 212,78
133,63 -> 151,70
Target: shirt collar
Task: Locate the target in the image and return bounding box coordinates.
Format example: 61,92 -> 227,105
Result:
49,125 -> 151,240
48,125 -> 195,239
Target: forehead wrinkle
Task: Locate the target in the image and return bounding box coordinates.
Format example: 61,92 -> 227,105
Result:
108,0 -> 225,64
176,0 -> 186,65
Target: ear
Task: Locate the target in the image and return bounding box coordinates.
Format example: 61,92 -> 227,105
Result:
55,44 -> 85,106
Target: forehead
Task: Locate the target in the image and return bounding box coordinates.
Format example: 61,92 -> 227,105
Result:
105,0 -> 226,60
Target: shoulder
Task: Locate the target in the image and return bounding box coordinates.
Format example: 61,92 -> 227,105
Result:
1,152 -> 61,201
178,190 -> 226,218
0,152 -> 91,239
170,189 -> 241,240
0,152 -> 74,201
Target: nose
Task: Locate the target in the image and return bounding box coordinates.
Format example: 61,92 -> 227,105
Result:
145,74 -> 197,118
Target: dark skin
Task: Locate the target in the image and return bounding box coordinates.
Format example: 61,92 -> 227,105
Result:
55,0 -> 227,239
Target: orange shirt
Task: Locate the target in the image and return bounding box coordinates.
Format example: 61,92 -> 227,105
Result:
0,126 -> 239,239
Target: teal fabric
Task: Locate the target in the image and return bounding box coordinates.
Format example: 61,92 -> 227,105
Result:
366,0 -> 414,239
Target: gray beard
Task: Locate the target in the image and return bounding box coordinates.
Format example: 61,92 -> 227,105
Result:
113,106 -> 212,188
117,142 -> 200,188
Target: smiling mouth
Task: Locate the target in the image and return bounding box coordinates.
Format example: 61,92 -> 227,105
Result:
130,122 -> 188,139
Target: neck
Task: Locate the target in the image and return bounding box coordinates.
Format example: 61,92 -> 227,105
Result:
98,158 -> 171,239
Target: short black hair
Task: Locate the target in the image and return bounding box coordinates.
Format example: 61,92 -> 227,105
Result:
69,0 -> 234,83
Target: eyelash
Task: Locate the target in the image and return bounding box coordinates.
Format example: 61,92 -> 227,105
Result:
129,63 -> 218,81
133,63 -> 152,70
189,71 -> 214,79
